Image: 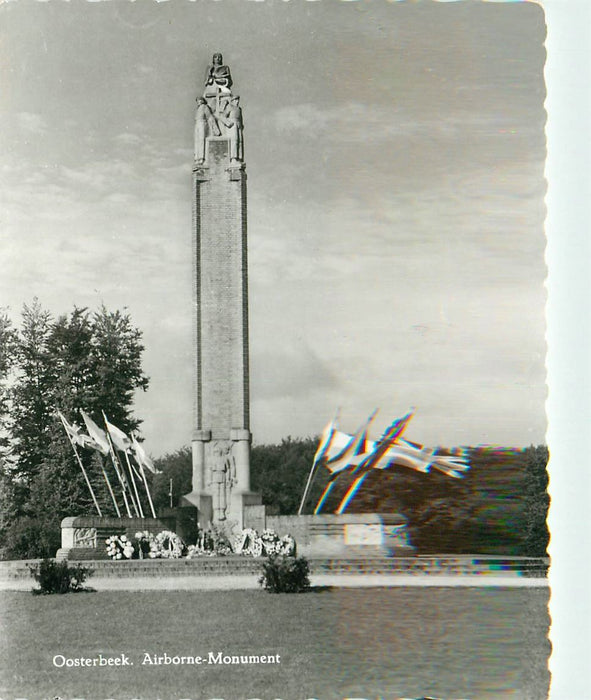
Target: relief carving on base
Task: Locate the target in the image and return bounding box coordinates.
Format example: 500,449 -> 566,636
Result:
385,524 -> 410,547
73,528 -> 98,549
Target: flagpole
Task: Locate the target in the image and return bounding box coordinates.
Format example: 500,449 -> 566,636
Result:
131,435 -> 157,518
104,427 -> 133,517
135,457 -> 157,518
297,460 -> 320,515
102,412 -> 139,517
58,413 -> 103,517
117,448 -> 140,517
99,456 -> 122,517
298,410 -> 341,515
124,450 -> 144,518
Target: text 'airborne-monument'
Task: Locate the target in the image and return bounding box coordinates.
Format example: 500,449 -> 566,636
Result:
182,54 -> 261,529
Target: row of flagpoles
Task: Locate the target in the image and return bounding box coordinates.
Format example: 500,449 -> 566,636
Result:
57,410 -> 161,519
299,410 -> 471,516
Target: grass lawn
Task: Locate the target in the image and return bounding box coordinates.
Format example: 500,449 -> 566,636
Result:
0,586 -> 549,700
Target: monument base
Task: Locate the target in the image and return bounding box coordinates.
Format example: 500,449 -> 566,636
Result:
245,512 -> 415,558
181,490 -> 262,531
180,492 -> 213,528
56,509 -> 198,561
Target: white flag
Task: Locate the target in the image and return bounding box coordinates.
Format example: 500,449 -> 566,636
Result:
131,435 -> 161,474
80,410 -> 110,455
104,418 -> 132,453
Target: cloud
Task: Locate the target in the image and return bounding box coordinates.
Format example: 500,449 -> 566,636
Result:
269,102 -> 534,145
113,132 -> 143,147
251,341 -> 337,401
16,112 -> 47,135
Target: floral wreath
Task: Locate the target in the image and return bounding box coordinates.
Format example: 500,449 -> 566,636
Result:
150,530 -> 185,559
105,534 -> 134,560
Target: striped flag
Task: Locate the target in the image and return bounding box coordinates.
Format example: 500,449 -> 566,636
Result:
313,409 -> 471,514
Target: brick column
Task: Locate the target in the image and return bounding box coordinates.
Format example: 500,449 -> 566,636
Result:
183,136 -> 261,529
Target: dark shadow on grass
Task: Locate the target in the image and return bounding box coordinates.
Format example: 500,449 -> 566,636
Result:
30,586 -> 97,595
306,585 -> 335,593
258,585 -> 335,594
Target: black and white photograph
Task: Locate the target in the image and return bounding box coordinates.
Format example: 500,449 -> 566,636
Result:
0,0 -> 588,698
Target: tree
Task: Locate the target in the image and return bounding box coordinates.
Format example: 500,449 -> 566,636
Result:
0,301 -> 150,559
0,310 -> 17,450
151,447 -> 192,512
88,305 -> 149,432
251,437 -> 319,515
260,439 -> 550,556
7,300 -> 54,482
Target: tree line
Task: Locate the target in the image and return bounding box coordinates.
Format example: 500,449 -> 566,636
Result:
151,438 -> 549,558
0,300 -> 149,559
0,300 -> 549,559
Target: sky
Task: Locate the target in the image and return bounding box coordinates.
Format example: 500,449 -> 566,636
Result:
0,0 -> 548,456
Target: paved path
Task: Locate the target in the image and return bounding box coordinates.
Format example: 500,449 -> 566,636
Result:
0,573 -> 548,591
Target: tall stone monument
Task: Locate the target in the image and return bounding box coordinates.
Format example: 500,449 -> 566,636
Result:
182,54 -> 261,529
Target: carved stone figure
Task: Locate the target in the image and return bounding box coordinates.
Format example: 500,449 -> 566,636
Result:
194,97 -> 220,164
220,96 -> 244,162
210,441 -> 236,520
204,53 -> 233,93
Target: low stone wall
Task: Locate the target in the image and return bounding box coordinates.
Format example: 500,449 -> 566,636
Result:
57,508 -> 198,561
249,512 -> 415,557
0,555 -> 550,581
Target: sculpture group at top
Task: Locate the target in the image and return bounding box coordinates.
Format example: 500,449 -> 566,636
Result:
195,53 -> 243,165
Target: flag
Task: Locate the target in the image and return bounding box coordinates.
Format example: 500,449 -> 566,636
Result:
80,411 -> 110,455
352,411 -> 414,472
312,420 -> 337,467
313,409 -> 471,513
58,411 -> 86,446
58,411 -> 105,451
332,415 -> 413,514
131,435 -> 161,474
320,429 -> 354,463
325,409 -> 378,476
312,411 -> 376,514
56,411 -> 103,516
342,439 -> 469,477
378,440 -> 470,477
104,418 -> 132,453
376,411 -> 414,447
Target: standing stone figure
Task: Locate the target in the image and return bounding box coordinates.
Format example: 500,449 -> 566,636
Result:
194,97 -> 220,164
210,441 -> 236,521
204,53 -> 233,93
221,96 -> 244,162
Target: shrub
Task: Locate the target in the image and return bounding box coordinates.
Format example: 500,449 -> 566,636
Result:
29,558 -> 93,595
259,554 -> 310,593
2,516 -> 61,560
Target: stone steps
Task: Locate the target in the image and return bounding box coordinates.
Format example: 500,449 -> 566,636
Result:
0,555 -> 549,581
